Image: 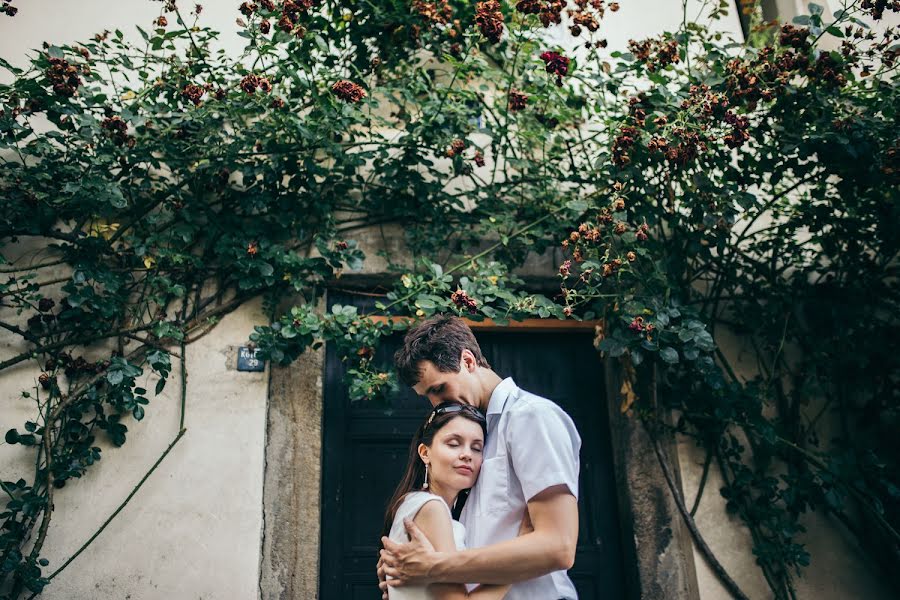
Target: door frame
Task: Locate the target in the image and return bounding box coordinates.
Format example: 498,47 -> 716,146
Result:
258,289 -> 701,600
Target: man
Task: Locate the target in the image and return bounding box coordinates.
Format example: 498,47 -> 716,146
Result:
378,314 -> 581,599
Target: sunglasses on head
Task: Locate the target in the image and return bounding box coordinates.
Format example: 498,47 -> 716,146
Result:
425,402 -> 486,430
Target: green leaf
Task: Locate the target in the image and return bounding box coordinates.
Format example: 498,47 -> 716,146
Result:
678,329 -> 696,342
598,337 -> 626,357
566,198 -> 588,213
415,297 -> 435,309
694,330 -> 715,351
630,349 -> 644,366
659,347 -> 679,363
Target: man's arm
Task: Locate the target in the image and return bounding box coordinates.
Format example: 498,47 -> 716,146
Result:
381,484 -> 578,586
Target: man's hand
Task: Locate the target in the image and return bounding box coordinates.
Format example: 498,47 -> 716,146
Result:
376,555 -> 388,600
379,518 -> 440,587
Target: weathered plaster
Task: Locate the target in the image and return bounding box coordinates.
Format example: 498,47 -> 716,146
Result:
605,362 -> 702,600
259,302 -> 325,600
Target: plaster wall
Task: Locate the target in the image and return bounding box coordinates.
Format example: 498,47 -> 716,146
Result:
0,239 -> 269,599
677,323 -> 895,600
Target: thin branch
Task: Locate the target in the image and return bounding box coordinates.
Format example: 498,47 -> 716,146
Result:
645,420 -> 751,600
42,428 -> 187,585
0,258 -> 67,274
689,447 -> 713,517
0,324 -> 155,372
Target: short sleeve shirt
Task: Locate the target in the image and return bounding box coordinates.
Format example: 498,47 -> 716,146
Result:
460,377 -> 581,599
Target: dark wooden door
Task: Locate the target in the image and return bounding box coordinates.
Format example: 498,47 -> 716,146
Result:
320,294 -> 627,599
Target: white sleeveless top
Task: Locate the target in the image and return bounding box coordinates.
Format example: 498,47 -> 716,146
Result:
386,491 -> 466,600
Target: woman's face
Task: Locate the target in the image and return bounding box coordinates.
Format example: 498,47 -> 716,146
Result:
420,416 -> 484,494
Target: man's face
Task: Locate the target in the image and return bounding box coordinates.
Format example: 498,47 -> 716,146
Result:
412,356 -> 480,409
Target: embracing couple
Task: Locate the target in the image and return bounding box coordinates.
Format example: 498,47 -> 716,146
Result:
377,315 -> 582,599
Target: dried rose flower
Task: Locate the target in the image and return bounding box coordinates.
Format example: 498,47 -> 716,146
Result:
540,50 -> 570,86
475,1 -> 504,44
509,89 -> 529,111
331,80 -> 367,103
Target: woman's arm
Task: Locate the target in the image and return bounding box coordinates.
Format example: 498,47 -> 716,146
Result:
413,501 -> 510,600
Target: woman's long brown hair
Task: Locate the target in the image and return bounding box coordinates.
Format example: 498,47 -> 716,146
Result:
380,401 -> 487,546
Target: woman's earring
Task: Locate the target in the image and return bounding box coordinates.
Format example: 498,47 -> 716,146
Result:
422,464 -> 429,490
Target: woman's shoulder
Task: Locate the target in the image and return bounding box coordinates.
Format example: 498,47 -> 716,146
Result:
395,491 -> 451,521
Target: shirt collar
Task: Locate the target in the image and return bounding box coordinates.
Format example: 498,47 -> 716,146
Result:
485,377 -> 516,416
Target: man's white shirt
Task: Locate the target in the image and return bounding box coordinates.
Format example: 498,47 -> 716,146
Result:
460,377 -> 581,599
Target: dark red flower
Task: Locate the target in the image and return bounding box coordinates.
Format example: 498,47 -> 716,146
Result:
540,51 -> 570,86
473,150 -> 485,167
45,57 -> 82,97
413,0 -> 453,25
446,138 -> 466,157
628,37 -> 680,72
508,89 -> 529,111
181,83 -> 205,105
39,373 -> 52,389
612,125 -> 638,167
475,1 -> 504,44
778,24 -> 811,50
101,116 -> 134,146
240,74 -> 270,94
331,80 -> 367,103
516,0 -> 565,27
239,2 -> 258,17
260,18 -> 271,33
451,289 -> 478,313
515,0 -> 541,14
277,13 -> 293,31
602,259 -> 622,277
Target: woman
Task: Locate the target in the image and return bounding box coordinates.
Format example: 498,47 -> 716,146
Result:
381,401 -> 521,600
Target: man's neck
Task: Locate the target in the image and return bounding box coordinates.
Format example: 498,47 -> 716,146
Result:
476,369 -> 504,412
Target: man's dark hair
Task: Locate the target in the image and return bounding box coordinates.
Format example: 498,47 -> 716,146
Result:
393,315 -> 491,386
